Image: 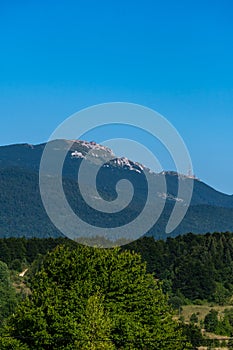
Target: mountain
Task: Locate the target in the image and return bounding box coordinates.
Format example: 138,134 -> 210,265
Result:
0,140 -> 233,239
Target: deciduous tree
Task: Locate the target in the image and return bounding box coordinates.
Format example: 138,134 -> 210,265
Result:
2,245 -> 191,349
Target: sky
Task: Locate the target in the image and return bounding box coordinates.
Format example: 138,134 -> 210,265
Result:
0,0 -> 232,194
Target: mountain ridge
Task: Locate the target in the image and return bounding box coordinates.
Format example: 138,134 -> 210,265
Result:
0,140 -> 232,239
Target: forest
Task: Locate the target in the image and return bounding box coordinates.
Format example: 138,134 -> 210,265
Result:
1,233 -> 233,348
1,232 -> 233,303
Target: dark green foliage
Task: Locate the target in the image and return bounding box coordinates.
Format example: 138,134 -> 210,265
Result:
0,237 -> 71,266
217,308 -> 233,336
2,233 -> 233,346
172,258 -> 215,300
190,313 -> 198,324
2,245 -> 191,349
0,242 -> 10,265
204,310 -> 219,333
0,261 -> 17,325
2,232 -> 233,304
10,259 -> 22,272
127,232 -> 233,302
213,282 -> 231,305
229,336 -> 233,349
0,168 -> 62,238
169,296 -> 183,311
223,308 -> 233,328
181,323 -> 203,348
203,308 -> 233,336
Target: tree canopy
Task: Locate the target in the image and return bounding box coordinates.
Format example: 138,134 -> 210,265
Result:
0,245 -> 190,349
0,261 -> 17,325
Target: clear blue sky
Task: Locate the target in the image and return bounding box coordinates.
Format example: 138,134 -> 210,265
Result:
0,0 -> 232,193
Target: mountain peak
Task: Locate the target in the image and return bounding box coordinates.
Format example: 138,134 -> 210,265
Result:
0,140 -> 233,238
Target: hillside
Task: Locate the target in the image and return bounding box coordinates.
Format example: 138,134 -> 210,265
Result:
0,140 -> 233,239
1,234 -> 233,348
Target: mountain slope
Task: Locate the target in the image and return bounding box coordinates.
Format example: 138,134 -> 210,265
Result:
0,140 -> 232,239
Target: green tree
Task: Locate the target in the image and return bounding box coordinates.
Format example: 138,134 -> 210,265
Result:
213,282 -> 230,305
0,241 -> 10,265
204,309 -> 219,333
216,315 -> 232,336
190,313 -> 198,324
169,296 -> 183,311
181,323 -> 203,348
173,258 -> 215,300
3,245 -> 191,349
10,259 -> 22,272
0,336 -> 29,349
228,336 -> 233,349
0,260 -> 17,325
75,293 -> 115,349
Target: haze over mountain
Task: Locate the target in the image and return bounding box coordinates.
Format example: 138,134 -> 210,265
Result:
0,140 -> 233,240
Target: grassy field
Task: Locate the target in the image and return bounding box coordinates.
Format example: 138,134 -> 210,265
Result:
175,304 -> 233,349
181,304 -> 233,325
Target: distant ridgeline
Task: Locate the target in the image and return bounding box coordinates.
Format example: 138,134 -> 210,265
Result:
0,140 -> 233,239
1,232 -> 233,303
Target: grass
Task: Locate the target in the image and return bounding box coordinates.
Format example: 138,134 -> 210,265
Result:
181,304 -> 233,325
179,304 -> 233,349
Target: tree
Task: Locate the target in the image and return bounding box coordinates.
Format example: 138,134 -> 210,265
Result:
204,309 -> 219,333
181,323 -> 203,348
0,333 -> 29,350
173,258 -> 215,300
0,260 -> 17,325
228,336 -> 233,349
0,241 -> 10,265
75,293 -> 115,350
190,313 -> 198,324
213,282 -> 230,305
2,245 -> 191,349
169,296 -> 183,312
